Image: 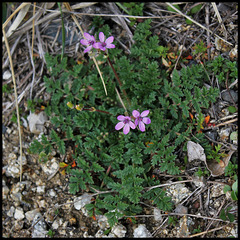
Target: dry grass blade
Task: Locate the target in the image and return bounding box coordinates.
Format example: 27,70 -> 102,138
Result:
2,28 -> 23,182
165,2 -> 233,46
211,2 -> 227,37
2,3 -> 31,40
63,2 -> 108,96
31,2 -> 36,57
2,2 -> 30,30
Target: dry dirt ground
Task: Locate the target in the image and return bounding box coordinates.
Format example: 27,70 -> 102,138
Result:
2,2 -> 238,238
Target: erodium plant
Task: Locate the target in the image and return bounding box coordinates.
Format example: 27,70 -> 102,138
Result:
30,19 -> 226,227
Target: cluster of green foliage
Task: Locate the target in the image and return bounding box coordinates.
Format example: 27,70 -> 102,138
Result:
29,19 -> 234,227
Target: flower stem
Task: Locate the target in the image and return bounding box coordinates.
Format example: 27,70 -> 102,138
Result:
107,56 -> 131,106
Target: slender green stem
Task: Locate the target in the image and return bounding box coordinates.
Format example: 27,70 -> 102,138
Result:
107,56 -> 131,106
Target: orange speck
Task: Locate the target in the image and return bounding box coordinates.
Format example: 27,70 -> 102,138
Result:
185,55 -> 193,60
189,112 -> 194,120
92,215 -> 96,221
204,115 -> 210,124
71,160 -> 76,168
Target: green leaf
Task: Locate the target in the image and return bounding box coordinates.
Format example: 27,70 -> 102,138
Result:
223,185 -> 231,194
167,4 -> 180,13
231,190 -> 238,200
228,106 -> 237,113
219,209 -> 227,221
190,4 -> 202,14
232,180 -> 238,193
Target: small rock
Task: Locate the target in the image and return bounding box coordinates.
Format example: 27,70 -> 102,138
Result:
165,183 -> 191,204
73,193 -> 92,211
174,204 -> 188,214
205,131 -> 217,141
111,224 -> 127,238
52,218 -> 63,230
14,207 -> 25,220
2,185 -> 10,199
210,184 -> 225,198
97,215 -> 110,229
48,189 -> 57,197
40,158 -> 59,176
25,209 -> 40,222
3,70 -> 12,80
153,208 -> 162,221
32,213 -> 48,238
7,206 -> 15,217
133,224 -> 152,238
27,111 -> 48,134
36,186 -> 45,194
218,127 -> 231,141
221,90 -> 238,103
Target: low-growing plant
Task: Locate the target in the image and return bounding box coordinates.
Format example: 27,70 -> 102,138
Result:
30,19 -> 224,227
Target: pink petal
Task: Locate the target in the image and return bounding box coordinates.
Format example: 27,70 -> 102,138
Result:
115,122 -> 124,130
117,115 -> 125,121
99,45 -> 106,51
80,39 -> 89,46
141,110 -> 149,117
84,32 -> 92,40
123,124 -> 130,135
135,119 -> 139,126
105,36 -> 114,44
139,121 -> 145,132
99,32 -> 105,42
106,43 -> 115,49
129,121 -> 136,129
93,42 -> 100,49
84,46 -> 92,53
132,110 -> 140,118
143,117 -> 151,124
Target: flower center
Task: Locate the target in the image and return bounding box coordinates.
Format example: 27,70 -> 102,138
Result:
89,40 -> 95,45
123,118 -> 130,124
138,117 -> 143,121
102,42 -> 106,47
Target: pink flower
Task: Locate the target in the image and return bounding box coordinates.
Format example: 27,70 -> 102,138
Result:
94,32 -> 115,51
80,32 -> 96,53
132,110 -> 151,132
115,115 -> 136,135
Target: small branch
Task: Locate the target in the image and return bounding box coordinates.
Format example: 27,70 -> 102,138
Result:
3,27 -> 23,182
188,225 -> 230,238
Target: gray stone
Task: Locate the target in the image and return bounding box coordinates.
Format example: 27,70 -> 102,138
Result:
111,224 -> 127,238
32,213 -> 48,238
221,90 -> 238,103
133,224 -> 152,238
25,209 -> 40,222
27,111 -> 48,134
73,193 -> 92,211
14,207 -> 25,220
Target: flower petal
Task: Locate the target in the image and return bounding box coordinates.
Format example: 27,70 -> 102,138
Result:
123,124 -> 130,135
105,36 -> 114,44
93,42 -> 100,49
132,110 -> 140,118
115,122 -> 124,130
117,115 -> 125,121
80,39 -> 89,46
84,46 -> 92,53
143,117 -> 151,124
84,32 -> 92,40
141,110 -> 149,117
99,32 -> 105,42
135,119 -> 139,126
106,43 -> 115,49
139,121 -> 145,132
129,121 -> 136,129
